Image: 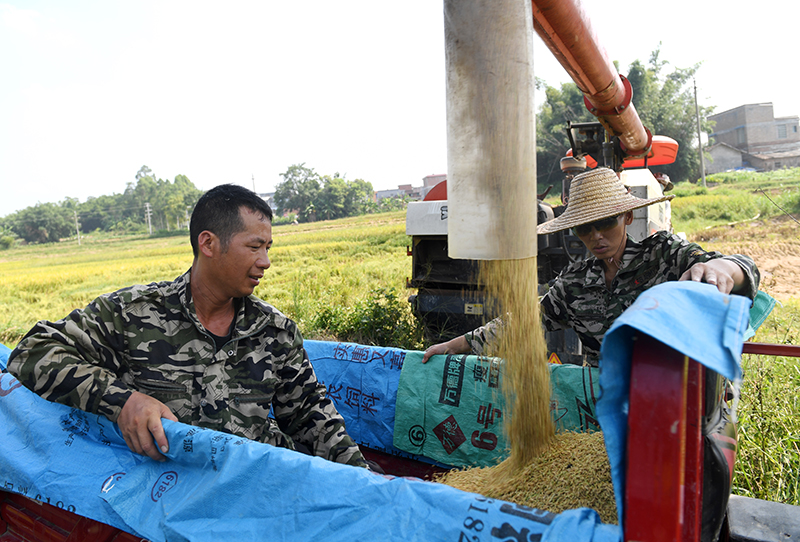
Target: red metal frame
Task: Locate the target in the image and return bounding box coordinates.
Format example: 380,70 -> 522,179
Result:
0,493 -> 145,542
360,448 -> 449,480
625,333 -> 705,542
742,342 -> 800,357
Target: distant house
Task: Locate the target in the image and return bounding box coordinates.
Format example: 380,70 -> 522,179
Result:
704,142 -> 746,172
748,147 -> 800,171
707,103 -> 800,173
375,188 -> 406,201
375,173 -> 447,201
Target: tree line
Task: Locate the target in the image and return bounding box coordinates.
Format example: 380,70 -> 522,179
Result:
1,47 -> 714,246
0,166 -> 204,245
0,164 -> 408,246
272,163 -> 407,223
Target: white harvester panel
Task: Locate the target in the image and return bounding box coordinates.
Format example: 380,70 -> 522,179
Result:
406,200 -> 449,236
620,169 -> 672,240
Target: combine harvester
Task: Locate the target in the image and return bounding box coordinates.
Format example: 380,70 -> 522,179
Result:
2,0 -> 800,541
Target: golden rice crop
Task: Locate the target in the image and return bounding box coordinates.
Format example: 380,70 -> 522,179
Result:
436,431 -> 616,524
0,212 -> 411,347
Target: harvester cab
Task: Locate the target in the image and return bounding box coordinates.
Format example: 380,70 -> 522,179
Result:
405,119 -> 674,363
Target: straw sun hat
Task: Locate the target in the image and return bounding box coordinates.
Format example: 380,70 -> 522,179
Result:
537,167 -> 673,235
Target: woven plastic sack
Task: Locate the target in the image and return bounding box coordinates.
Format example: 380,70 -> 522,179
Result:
305,340 -> 429,461
393,352 -> 600,468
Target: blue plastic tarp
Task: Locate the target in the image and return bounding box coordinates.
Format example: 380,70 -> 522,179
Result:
0,370 -> 144,533
1,342 -> 620,541
103,419 -> 620,542
0,342 -> 9,370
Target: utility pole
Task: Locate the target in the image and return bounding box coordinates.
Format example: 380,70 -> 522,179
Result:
145,202 -> 153,235
694,78 -> 707,188
73,210 -> 81,246
252,174 -> 256,193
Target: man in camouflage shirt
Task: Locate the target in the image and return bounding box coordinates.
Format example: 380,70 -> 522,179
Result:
461,232 -> 758,366
421,168 -> 760,366
8,184 -> 367,468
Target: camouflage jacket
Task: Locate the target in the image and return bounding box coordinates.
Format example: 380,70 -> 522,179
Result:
8,270 -> 367,467
466,232 -> 760,365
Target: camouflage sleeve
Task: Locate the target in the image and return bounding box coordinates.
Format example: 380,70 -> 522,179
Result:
271,333 -> 367,468
539,278 -> 571,333
464,317 -> 505,356
720,254 -> 760,300
6,294 -> 134,422
660,233 -> 760,301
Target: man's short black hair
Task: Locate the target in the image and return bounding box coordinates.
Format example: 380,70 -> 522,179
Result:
190,184 -> 273,257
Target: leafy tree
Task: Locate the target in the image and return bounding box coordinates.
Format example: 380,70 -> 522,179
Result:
535,78 -> 595,193
135,165 -> 153,181
7,202 -> 73,243
316,174 -> 375,220
0,225 -> 16,250
344,178 -> 375,216
317,174 -> 348,220
123,169 -> 203,232
274,164 -> 321,222
80,194 -> 126,232
171,174 -> 204,227
535,46 -> 715,190
124,173 -> 157,228
273,165 -> 377,221
1,166 -> 204,241
626,46 -> 715,184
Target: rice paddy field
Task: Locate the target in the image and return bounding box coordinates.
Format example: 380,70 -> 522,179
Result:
1,178 -> 799,508
0,211 -> 412,348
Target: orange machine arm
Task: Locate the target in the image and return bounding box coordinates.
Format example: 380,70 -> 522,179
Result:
531,0 -> 652,159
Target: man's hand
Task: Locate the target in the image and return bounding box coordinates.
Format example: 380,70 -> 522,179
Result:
421,335 -> 470,364
118,391 -> 179,462
679,259 -> 745,295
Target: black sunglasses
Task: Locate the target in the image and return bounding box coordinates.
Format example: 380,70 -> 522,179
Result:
572,214 -> 622,237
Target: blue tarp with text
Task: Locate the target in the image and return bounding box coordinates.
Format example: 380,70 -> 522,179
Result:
0,342 -> 620,541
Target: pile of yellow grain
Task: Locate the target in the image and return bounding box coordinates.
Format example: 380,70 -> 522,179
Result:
435,431 -> 617,524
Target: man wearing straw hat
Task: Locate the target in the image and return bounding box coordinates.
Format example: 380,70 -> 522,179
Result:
422,167 -> 760,366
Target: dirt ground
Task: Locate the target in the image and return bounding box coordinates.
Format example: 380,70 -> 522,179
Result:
689,217 -> 800,301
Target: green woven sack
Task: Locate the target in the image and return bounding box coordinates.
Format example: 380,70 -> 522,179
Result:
394,352 -> 600,468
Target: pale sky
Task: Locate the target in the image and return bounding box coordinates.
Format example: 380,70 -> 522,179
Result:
1,0 -> 797,218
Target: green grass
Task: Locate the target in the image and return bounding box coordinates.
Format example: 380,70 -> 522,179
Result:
670,182 -> 800,232
735,299 -> 800,504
